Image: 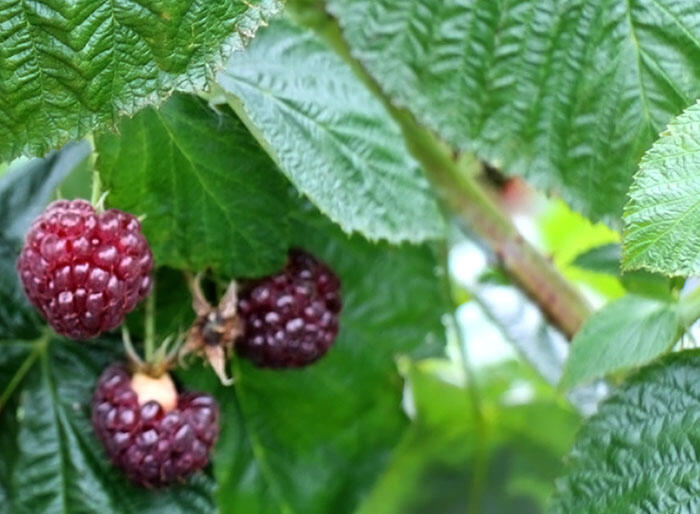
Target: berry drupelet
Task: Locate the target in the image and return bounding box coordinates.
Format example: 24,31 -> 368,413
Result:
92,365 -> 218,487
17,199 -> 153,339
237,249 -> 342,368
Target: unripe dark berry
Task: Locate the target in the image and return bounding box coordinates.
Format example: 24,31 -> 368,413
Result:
92,365 -> 218,487
17,199 -> 153,339
237,249 -> 342,368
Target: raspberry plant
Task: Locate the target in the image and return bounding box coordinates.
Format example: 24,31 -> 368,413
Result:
4,1 -> 700,513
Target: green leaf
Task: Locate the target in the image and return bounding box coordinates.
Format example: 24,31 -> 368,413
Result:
216,206 -> 449,513
571,243 -> 679,299
571,244 -> 622,276
327,0 -> 700,223
0,338 -> 215,513
0,142 -> 90,340
0,0 -> 282,161
561,295 -> 681,389
96,93 -> 292,278
551,350 -> 700,513
216,19 -> 445,244
623,102 -> 700,275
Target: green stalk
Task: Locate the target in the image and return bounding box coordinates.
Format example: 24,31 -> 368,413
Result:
90,162 -> 102,208
295,5 -> 592,339
0,332 -> 50,412
679,285 -> 700,328
144,289 -> 156,362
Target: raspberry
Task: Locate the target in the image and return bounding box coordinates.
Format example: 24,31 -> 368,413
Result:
17,199 -> 153,339
237,249 -> 342,368
92,365 -> 218,487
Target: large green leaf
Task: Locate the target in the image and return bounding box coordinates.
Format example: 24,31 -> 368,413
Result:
0,338 -> 216,513
0,0 -> 282,161
551,350 -> 700,513
96,93 -> 293,278
560,294 -> 681,390
215,206 -> 449,513
327,0 -> 700,223
571,244 -> 623,277
623,102 -> 700,275
216,19 -> 444,244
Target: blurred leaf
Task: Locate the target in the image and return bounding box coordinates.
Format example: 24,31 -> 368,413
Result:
539,200 -> 623,300
0,338 -> 215,513
571,244 -> 621,276
551,350 -> 700,513
624,102 -> 700,276
216,204 -> 449,514
561,295 -> 681,389
572,243 -> 679,300
358,360 -> 580,514
216,18 -> 444,244
97,93 -> 292,278
0,0 -> 282,161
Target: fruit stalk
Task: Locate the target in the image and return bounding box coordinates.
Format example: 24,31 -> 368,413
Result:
144,289 -> 156,362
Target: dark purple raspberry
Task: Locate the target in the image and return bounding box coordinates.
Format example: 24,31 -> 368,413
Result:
92,365 -> 218,487
237,249 -> 342,368
17,199 -> 153,339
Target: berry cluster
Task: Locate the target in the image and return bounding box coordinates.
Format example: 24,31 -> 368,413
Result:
92,365 -> 218,487
17,199 -> 153,339
18,201 -> 346,487
237,249 -> 342,368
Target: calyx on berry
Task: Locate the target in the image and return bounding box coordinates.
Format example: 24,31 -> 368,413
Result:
17,199 -> 153,339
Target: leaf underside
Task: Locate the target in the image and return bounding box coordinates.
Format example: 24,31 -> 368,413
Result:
216,19 -> 445,244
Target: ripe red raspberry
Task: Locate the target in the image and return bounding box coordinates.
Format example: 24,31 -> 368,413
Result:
92,365 -> 219,487
16,199 -> 153,339
237,249 -> 342,368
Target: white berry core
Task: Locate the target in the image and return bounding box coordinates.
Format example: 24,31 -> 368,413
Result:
130,372 -> 177,412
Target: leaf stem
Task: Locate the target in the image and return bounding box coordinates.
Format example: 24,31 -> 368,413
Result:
144,289 -> 156,362
679,284 -> 700,327
0,332 -> 50,412
306,8 -> 592,339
